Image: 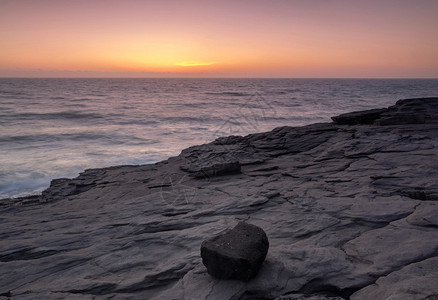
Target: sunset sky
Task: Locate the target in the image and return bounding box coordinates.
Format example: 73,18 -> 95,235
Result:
1,0 -> 437,78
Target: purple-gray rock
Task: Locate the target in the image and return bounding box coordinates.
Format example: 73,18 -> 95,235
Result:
331,97 -> 438,126
181,161 -> 241,178
374,97 -> 438,125
331,108 -> 387,125
201,222 -> 269,281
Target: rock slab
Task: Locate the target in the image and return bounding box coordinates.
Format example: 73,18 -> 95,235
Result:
332,97 -> 438,125
201,221 -> 269,281
331,108 -> 387,125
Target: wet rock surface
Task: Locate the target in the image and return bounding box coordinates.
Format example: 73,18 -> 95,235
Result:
1,98 -> 438,299
201,222 -> 269,281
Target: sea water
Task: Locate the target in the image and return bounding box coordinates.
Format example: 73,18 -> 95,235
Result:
1,78 -> 437,198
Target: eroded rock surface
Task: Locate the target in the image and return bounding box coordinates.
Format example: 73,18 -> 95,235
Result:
1,98 -> 437,299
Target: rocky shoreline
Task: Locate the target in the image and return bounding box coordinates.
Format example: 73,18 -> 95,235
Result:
1,98 -> 438,299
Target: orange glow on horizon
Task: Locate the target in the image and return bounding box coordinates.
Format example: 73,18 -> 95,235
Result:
175,61 -> 217,67
1,0 -> 437,78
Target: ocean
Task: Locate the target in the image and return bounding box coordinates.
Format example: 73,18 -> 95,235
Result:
1,78 -> 437,199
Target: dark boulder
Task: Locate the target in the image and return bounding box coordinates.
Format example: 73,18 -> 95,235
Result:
200,222 -> 269,281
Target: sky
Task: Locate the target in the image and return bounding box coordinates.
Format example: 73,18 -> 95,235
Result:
1,0 -> 438,78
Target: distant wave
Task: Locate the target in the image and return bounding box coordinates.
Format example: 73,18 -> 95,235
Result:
3,111 -> 104,120
0,132 -> 160,147
0,133 -> 108,143
117,119 -> 159,126
160,116 -> 226,123
205,91 -> 250,97
271,88 -> 303,95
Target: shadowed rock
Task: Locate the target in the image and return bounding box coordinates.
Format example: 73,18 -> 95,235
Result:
181,161 -> 241,178
201,222 -> 269,281
375,97 -> 438,125
331,108 -> 387,125
332,97 -> 438,125
276,294 -> 345,300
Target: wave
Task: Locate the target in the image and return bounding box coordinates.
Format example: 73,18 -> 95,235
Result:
63,103 -> 88,108
160,115 -> 225,123
3,111 -> 104,121
0,132 -> 163,146
0,90 -> 28,96
205,91 -> 250,97
0,93 -> 35,100
0,133 -> 108,144
269,88 -> 303,95
176,102 -> 211,108
117,119 -> 159,126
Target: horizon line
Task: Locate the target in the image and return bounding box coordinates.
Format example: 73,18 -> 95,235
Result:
1,76 -> 438,80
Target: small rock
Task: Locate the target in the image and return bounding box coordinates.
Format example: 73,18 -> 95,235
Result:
200,222 -> 269,281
